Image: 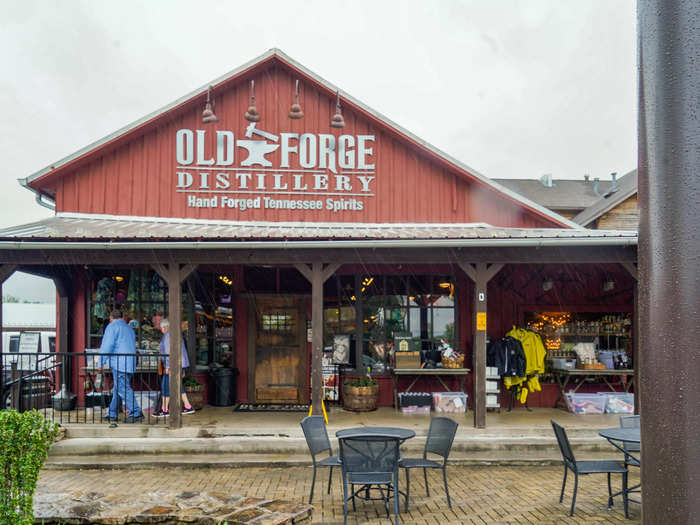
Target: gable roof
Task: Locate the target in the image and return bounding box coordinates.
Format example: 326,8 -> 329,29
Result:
494,178 -> 613,211
573,169 -> 638,227
18,48 -> 581,230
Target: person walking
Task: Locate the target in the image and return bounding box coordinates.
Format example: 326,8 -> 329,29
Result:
98,309 -> 143,424
155,318 -> 194,417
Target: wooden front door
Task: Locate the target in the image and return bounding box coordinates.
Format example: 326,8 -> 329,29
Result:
253,297 -> 306,403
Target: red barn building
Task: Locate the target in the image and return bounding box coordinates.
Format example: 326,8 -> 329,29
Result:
0,49 -> 637,428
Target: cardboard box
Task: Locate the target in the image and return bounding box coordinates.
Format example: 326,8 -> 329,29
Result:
395,351 -> 420,369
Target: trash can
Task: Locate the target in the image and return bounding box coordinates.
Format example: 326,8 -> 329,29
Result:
209,368 -> 237,406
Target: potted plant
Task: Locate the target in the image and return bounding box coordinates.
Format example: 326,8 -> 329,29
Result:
183,375 -> 204,410
343,368 -> 378,412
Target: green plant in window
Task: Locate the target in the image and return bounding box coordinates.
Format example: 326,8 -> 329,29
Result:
183,375 -> 201,389
343,367 -> 377,387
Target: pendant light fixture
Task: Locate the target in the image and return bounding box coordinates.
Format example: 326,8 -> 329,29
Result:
288,79 -> 304,119
330,91 -> 345,128
201,86 -> 218,124
245,80 -> 260,122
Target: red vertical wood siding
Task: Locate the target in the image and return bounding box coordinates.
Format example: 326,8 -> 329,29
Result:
43,63 -> 556,228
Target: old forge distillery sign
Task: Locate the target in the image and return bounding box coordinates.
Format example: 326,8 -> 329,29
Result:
175,123 -> 376,214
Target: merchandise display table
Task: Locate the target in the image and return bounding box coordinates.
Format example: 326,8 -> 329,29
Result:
391,368 -> 470,410
553,368 -> 634,408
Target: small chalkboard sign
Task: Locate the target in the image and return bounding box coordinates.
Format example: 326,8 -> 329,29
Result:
19,331 -> 41,353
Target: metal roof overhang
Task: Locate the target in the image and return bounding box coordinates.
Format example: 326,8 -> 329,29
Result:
0,236 -> 636,250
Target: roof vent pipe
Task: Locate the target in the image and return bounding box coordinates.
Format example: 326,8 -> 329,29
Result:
593,177 -> 601,196
611,172 -> 618,190
539,173 -> 554,187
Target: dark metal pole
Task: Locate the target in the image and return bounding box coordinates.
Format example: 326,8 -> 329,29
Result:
638,1 -> 700,522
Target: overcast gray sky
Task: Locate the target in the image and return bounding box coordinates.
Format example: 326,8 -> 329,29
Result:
0,0 -> 637,301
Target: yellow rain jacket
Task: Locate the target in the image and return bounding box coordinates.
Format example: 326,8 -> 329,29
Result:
506,327 -> 547,375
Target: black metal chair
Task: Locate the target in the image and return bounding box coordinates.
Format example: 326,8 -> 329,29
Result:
338,435 -> 401,525
619,415 -> 641,467
551,420 -> 629,518
398,416 -> 458,510
300,415 -> 341,504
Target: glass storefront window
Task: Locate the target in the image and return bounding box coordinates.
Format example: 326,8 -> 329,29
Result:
357,274 -> 456,373
88,269 -> 235,369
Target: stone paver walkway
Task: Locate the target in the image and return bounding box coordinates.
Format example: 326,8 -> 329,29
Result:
37,465 -> 641,524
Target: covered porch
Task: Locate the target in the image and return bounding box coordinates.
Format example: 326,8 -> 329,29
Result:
0,216 -> 638,430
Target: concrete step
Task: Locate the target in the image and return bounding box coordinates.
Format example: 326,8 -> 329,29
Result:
44,445 -> 617,469
47,433 -> 616,469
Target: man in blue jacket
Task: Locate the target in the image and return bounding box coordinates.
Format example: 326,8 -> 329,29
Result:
98,310 -> 143,423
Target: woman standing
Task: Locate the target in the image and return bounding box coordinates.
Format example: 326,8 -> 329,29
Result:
155,319 -> 194,417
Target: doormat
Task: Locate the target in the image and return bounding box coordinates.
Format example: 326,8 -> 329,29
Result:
233,403 -> 310,412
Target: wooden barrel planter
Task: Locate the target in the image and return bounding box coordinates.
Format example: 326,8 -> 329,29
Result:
343,384 -> 378,412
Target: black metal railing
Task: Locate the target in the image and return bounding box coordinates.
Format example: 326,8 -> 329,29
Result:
1,351 -> 166,425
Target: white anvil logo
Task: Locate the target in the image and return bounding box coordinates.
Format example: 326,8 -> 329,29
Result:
237,123 -> 280,167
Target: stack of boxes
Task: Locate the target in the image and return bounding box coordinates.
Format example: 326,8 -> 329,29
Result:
486,366 -> 500,409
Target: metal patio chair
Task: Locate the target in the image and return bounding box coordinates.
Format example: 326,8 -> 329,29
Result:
619,415 -> 641,467
399,416 -> 458,510
300,415 -> 341,504
338,435 -> 401,525
551,420 -> 629,518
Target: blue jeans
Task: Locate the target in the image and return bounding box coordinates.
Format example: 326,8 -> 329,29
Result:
161,373 -> 185,397
110,370 -> 142,418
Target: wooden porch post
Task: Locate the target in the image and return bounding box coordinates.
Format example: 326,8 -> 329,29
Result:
295,263 -> 340,416
0,265 -> 17,399
458,263 -> 503,429
620,262 -> 639,415
52,270 -> 74,403
153,263 -> 197,429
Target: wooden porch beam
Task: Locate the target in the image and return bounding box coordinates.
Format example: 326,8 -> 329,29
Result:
152,263 -> 199,429
1,245 -> 638,266
459,262 -> 504,429
293,263 -> 313,283
166,263 -> 183,429
620,262 -> 638,280
294,263 -> 339,415
322,263 -> 341,283
0,264 -> 17,283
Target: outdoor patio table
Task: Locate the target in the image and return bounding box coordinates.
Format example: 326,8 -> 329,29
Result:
336,426 -> 415,507
599,427 -> 641,506
336,426 -> 416,441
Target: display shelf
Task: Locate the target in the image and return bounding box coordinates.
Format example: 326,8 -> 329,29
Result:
557,332 -> 630,337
